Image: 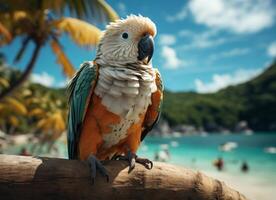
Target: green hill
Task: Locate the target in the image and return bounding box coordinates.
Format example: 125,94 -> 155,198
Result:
162,61 -> 276,132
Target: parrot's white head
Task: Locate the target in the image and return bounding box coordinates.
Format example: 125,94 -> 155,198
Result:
96,15 -> 157,66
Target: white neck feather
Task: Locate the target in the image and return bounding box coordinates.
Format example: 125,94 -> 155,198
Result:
94,65 -> 157,119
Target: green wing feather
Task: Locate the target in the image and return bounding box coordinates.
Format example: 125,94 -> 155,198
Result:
67,61 -> 98,159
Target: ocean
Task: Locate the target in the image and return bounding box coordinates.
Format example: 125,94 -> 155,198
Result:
139,133 -> 276,175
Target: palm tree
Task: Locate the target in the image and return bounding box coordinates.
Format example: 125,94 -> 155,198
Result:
0,0 -> 118,100
24,86 -> 69,155
0,96 -> 27,133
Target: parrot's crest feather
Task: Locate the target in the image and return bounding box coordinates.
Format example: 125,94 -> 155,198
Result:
106,14 -> 157,37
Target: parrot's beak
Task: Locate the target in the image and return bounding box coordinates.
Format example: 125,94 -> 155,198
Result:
137,34 -> 154,64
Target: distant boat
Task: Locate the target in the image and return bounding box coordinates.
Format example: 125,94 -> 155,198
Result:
155,144 -> 170,162
161,133 -> 172,138
200,131 -> 208,137
172,132 -> 182,138
264,147 -> 276,154
170,141 -> 179,147
244,130 -> 254,136
219,142 -> 238,152
160,144 -> 169,149
140,145 -> 148,152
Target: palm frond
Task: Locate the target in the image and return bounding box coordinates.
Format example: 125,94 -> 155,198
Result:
0,77 -> 10,88
0,0 -> 118,23
57,0 -> 119,23
95,0 -> 119,22
8,115 -> 19,126
29,108 -> 45,117
4,97 -> 27,115
0,0 -> 37,12
22,88 -> 32,97
50,39 -> 75,78
0,11 -> 32,39
36,110 -> 65,134
0,22 -> 12,45
52,111 -> 66,133
0,103 -> 5,112
37,118 -> 49,130
13,11 -> 28,21
53,17 -> 102,46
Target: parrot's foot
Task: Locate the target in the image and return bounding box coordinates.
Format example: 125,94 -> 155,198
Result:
115,151 -> 153,173
136,157 -> 153,170
87,154 -> 109,184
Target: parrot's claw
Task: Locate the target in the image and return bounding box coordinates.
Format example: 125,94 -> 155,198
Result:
87,154 -> 109,184
136,157 -> 153,170
115,151 -> 153,173
128,150 -> 136,173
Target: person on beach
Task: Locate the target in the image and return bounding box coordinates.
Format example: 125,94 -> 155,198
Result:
213,157 -> 224,171
241,161 -> 249,172
20,147 -> 31,156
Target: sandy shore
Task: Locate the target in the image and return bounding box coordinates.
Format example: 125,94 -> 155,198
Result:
203,170 -> 276,200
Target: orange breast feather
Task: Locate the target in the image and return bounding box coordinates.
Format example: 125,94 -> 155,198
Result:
78,94 -> 120,160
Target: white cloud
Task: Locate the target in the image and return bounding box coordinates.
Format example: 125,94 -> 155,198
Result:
166,6 -> 188,22
187,36 -> 226,49
31,72 -> 68,88
159,34 -> 187,69
267,41 -> 276,57
117,2 -> 126,15
209,48 -> 250,61
57,79 -> 68,88
161,46 -> 183,69
178,29 -> 228,50
188,0 -> 275,34
195,68 -> 262,93
31,72 -> 55,87
221,48 -> 250,57
159,34 -> 176,46
178,30 -> 194,37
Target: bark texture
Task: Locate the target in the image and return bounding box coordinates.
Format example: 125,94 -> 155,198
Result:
0,154 -> 247,200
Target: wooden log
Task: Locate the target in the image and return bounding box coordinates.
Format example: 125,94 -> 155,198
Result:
0,154 -> 247,200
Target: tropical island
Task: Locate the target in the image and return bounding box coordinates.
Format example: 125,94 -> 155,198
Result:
160,60 -> 276,134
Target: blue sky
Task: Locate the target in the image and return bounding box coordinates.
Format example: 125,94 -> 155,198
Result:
2,0 -> 276,92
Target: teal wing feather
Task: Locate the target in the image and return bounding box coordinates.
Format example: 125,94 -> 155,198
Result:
67,61 -> 98,159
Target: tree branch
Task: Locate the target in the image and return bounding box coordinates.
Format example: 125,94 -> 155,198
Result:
0,154 -> 247,200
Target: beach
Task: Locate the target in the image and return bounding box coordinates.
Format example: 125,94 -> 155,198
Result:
205,170 -> 276,200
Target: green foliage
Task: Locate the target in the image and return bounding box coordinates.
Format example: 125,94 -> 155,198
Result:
0,65 -> 67,135
162,61 -> 276,131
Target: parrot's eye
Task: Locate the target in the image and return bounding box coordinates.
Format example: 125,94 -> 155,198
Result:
122,32 -> 128,39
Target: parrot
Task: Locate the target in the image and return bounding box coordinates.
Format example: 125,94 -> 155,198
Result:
67,15 -> 163,182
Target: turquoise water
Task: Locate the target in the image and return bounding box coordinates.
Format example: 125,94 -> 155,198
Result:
139,133 -> 276,179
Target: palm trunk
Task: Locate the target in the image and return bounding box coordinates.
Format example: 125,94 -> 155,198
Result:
0,41 -> 42,100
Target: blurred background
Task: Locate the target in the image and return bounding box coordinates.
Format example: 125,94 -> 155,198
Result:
0,1 -> 275,199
